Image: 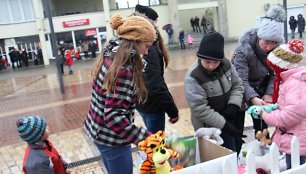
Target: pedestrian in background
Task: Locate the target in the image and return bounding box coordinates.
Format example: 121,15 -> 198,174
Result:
289,16 -> 297,39
297,14 -> 305,38
83,13 -> 156,174
187,34 -> 194,48
231,5 -> 285,136
133,4 -> 179,134
179,29 -> 186,49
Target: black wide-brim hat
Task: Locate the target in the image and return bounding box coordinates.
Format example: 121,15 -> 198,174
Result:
135,4 -> 158,21
197,32 -> 225,60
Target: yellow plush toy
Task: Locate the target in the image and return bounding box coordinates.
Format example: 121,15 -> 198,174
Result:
138,130 -> 180,174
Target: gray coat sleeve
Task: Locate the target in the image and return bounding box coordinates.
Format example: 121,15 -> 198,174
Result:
24,150 -> 54,174
228,63 -> 244,107
184,77 -> 226,129
232,51 -> 259,103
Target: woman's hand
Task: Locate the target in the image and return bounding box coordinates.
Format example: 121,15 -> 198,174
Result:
250,97 -> 267,106
262,95 -> 273,103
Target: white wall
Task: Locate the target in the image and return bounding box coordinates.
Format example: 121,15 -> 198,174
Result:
0,21 -> 37,39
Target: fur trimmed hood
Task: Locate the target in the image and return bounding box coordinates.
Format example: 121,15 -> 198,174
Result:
238,28 -> 259,57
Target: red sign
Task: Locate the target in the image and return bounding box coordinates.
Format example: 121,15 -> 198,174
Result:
63,19 -> 90,28
85,29 -> 97,36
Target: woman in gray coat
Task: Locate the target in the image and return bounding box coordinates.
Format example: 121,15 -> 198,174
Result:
231,5 -> 285,136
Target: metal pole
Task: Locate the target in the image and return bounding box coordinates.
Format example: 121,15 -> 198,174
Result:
283,0 -> 288,43
42,0 -> 65,93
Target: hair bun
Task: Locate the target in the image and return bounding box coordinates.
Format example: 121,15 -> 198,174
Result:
289,39 -> 304,54
110,14 -> 124,30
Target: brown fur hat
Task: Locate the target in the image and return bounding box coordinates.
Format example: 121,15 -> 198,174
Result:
109,14 -> 156,42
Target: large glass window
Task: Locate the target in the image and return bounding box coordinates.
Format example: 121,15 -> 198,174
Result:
115,0 -> 160,9
0,0 -> 35,24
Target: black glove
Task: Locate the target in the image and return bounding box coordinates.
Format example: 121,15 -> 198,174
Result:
222,104 -> 240,121
222,121 -> 241,138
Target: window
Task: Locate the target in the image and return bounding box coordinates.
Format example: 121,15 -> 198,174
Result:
0,0 -> 35,24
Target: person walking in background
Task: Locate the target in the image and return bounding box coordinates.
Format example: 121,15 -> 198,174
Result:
9,49 -> 16,69
297,14 -> 305,38
261,39 -> 306,169
16,115 -> 70,174
289,16 -> 297,39
133,4 -> 179,134
179,29 -> 186,49
201,16 -> 208,34
190,17 -> 195,32
231,5 -> 285,136
187,34 -> 194,48
65,50 -> 73,74
194,16 -> 201,33
83,14 -> 156,174
184,32 -> 244,153
82,41 -> 89,59
166,25 -> 173,45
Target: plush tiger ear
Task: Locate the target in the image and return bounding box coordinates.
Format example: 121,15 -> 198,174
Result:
156,130 -> 165,139
138,139 -> 147,151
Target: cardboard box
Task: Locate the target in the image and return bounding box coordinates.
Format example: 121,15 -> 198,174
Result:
171,138 -> 237,174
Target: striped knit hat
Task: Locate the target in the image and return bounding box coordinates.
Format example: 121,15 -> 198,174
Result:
16,116 -> 47,143
267,39 -> 304,103
268,39 -> 304,70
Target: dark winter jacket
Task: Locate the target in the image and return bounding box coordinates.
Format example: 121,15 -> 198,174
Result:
184,58 -> 244,131
289,17 -> 297,30
136,43 -> 178,118
297,14 -> 305,32
22,140 -> 67,174
231,28 -> 276,107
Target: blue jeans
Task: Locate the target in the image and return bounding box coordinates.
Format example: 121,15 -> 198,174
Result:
220,132 -> 236,152
95,143 -> 132,174
140,111 -> 165,134
285,154 -> 306,169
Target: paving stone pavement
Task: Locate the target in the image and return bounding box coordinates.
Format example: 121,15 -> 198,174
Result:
1,35 -> 306,174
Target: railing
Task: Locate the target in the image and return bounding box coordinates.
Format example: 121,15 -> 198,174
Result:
245,136 -> 306,174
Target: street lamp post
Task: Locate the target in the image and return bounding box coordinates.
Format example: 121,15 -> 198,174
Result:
42,0 -> 65,93
283,0 -> 288,43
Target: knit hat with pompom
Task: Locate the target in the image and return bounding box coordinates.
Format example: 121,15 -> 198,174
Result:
257,5 -> 286,43
109,14 -> 156,42
267,39 -> 304,103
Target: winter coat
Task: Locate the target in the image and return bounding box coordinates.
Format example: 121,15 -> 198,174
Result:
22,140 -> 67,174
231,28 -> 275,107
65,51 -> 73,66
297,14 -> 305,33
289,17 -> 297,30
179,31 -> 184,42
83,45 -> 150,147
187,35 -> 194,44
184,58 -> 244,131
136,42 -> 178,118
262,66 -> 306,156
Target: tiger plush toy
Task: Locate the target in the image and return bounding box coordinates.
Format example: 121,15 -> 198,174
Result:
138,130 -> 180,174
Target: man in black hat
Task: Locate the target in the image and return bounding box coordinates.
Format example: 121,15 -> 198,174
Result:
184,32 -> 245,153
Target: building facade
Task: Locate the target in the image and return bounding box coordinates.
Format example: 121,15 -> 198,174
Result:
0,0 -> 305,66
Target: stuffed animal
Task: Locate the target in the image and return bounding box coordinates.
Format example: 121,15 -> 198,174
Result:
138,130 -> 180,174
256,129 -> 272,146
246,103 -> 279,119
194,127 -> 224,145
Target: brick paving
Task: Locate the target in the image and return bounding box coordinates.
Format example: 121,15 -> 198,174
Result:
1,37 -> 305,173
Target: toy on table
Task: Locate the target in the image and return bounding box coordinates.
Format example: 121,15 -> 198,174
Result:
194,127 -> 224,145
138,130 -> 180,174
246,103 -> 279,119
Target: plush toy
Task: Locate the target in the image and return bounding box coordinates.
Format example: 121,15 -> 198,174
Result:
256,129 -> 272,146
194,127 -> 224,145
246,103 -> 279,119
138,130 -> 180,174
